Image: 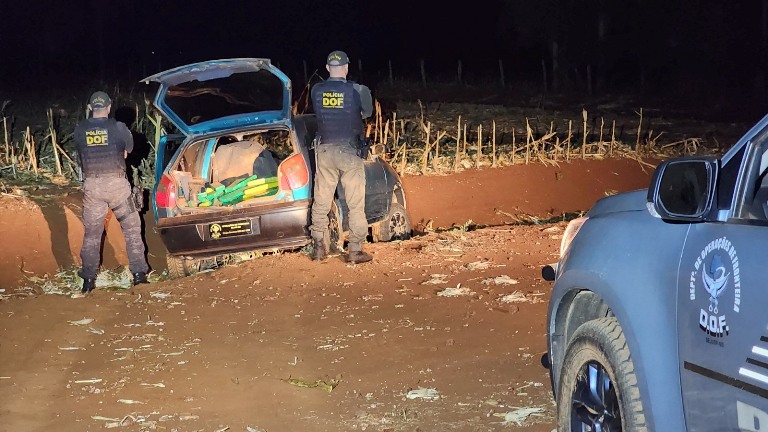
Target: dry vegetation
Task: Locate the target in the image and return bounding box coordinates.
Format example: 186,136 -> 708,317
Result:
368,101 -> 707,177
0,88 -> 720,191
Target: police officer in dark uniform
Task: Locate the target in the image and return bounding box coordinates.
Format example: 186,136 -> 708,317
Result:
75,91 -> 149,293
310,50 -> 374,263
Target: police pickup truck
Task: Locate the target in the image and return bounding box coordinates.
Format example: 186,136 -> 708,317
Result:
543,114 -> 768,431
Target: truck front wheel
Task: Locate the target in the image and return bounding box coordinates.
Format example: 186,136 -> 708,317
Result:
556,317 -> 647,432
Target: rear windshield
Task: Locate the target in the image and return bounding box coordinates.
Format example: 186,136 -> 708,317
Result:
164,69 -> 283,125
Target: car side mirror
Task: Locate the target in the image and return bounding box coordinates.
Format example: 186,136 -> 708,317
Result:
647,157 -> 718,222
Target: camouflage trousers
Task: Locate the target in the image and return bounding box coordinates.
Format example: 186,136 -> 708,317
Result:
80,176 -> 148,279
310,145 -> 368,252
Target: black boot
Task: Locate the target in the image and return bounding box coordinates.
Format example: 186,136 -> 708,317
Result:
133,272 -> 148,285
347,250 -> 373,264
81,278 -> 95,294
313,238 -> 327,261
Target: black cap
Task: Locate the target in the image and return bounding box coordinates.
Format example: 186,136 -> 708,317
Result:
327,50 -> 349,66
89,91 -> 111,109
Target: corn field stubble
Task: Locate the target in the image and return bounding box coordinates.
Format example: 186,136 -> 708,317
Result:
0,90 -> 736,194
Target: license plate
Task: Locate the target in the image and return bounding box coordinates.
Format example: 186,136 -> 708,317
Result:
208,219 -> 257,240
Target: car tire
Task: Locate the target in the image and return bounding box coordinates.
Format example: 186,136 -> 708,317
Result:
556,317 -> 647,432
166,254 -> 186,279
378,202 -> 412,242
166,254 -> 202,279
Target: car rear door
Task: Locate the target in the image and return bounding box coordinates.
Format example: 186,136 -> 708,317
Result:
677,128 -> 768,430
363,160 -> 388,222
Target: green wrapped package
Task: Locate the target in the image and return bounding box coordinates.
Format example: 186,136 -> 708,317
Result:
243,179 -> 279,198
246,176 -> 278,188
224,174 -> 260,194
219,187 -> 247,205
197,183 -> 226,203
241,186 -> 279,202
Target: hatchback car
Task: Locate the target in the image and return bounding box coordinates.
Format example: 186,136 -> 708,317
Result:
141,58 -> 411,278
543,114 -> 768,430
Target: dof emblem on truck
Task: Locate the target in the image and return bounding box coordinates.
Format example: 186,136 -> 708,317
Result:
690,237 -> 741,339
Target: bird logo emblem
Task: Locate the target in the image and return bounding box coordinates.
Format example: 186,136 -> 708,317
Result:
702,254 -> 729,314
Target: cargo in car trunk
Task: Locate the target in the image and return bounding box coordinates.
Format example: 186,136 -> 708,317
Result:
168,128 -> 296,212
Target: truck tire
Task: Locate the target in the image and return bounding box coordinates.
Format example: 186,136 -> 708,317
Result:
378,202 -> 411,242
556,317 -> 647,432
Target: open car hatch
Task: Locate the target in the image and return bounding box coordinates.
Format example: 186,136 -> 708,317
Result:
141,58 -> 292,136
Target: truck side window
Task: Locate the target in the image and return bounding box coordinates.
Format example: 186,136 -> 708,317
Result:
717,145 -> 745,211
731,126 -> 768,220
751,151 -> 768,219
741,139 -> 768,220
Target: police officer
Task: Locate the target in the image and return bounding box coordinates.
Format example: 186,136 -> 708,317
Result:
310,50 -> 374,263
75,91 -> 149,293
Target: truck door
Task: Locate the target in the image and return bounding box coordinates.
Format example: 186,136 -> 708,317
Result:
677,131 -> 768,431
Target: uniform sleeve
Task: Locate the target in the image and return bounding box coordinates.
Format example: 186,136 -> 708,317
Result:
73,123 -> 84,153
353,83 -> 373,119
310,84 -> 321,113
73,123 -> 84,164
117,121 -> 134,154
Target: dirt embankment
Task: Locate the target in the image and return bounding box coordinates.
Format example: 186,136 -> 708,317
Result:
0,157 -> 654,290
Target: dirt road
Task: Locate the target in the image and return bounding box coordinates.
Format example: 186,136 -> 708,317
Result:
0,158 -> 654,431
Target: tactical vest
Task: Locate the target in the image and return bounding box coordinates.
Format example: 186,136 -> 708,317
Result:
311,79 -> 363,145
75,118 -> 129,178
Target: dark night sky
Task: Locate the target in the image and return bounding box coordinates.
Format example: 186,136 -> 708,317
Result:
1,0 -> 767,110
2,1 -> 501,84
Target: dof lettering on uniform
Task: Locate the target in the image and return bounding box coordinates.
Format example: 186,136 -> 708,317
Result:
85,128 -> 109,146
322,91 -> 344,109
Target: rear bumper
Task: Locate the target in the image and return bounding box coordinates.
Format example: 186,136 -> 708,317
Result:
158,200 -> 312,257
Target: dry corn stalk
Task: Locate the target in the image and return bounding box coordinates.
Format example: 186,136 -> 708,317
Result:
24,126 -> 37,174
492,120 -> 497,167
636,108 -> 643,156
421,121 -> 431,174
525,119 -> 533,165
476,124 -> 483,169
582,109 -> 588,159
454,116 -> 461,172
47,108 -> 62,176
2,116 -> 8,162
400,142 -> 407,177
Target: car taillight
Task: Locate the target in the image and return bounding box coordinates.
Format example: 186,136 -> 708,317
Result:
278,153 -> 309,191
155,173 -> 177,208
560,216 -> 588,257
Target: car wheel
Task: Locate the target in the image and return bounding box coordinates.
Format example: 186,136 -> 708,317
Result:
166,254 -> 186,279
556,317 -> 647,432
166,254 -> 202,279
379,202 -> 411,242
328,201 -> 344,253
